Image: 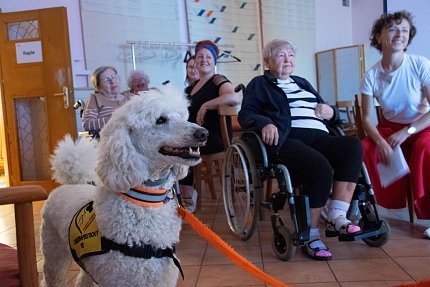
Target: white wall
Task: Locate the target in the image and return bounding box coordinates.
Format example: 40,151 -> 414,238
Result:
0,0 -> 87,87
351,0 -> 384,46
387,0 -> 430,59
315,0 -> 352,52
2,0 -> 429,88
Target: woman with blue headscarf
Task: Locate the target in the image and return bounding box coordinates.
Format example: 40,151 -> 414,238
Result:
179,40 -> 242,212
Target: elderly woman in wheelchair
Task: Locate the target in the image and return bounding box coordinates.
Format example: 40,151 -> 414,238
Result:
236,39 -> 374,261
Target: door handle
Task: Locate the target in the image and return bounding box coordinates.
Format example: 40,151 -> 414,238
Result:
53,86 -> 70,109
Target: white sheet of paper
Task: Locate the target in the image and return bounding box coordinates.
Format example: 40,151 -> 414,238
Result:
377,146 -> 410,187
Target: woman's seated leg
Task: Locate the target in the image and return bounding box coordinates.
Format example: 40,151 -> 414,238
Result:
270,138 -> 333,260
312,136 -> 363,235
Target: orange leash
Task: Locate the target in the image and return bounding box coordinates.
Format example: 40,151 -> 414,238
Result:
178,206 -> 289,287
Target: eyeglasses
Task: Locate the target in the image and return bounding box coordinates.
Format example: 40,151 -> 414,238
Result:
100,74 -> 119,83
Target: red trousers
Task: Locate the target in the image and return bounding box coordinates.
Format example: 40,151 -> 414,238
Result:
363,117 -> 430,219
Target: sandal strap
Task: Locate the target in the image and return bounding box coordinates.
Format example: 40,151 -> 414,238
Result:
327,215 -> 361,235
307,238 -> 329,251
330,215 -> 353,231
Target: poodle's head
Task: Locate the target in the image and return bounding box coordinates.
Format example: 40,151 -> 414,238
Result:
96,84 -> 208,191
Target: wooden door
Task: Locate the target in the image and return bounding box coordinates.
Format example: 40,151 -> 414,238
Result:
0,7 -> 76,191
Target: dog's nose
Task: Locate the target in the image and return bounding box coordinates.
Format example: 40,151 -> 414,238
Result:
194,127 -> 209,142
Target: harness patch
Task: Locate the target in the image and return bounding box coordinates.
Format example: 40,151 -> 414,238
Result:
68,200 -> 184,279
69,201 -> 106,260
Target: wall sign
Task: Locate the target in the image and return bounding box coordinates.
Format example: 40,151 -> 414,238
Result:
15,41 -> 43,64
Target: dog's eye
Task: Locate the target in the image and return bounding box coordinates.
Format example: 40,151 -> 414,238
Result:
156,116 -> 167,125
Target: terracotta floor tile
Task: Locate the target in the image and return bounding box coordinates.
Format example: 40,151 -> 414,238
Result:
288,283 -> 340,287
328,258 -> 412,281
197,263 -> 265,286
339,281 -> 416,287
177,233 -> 208,249
263,261 -> 335,284
326,240 -> 388,260
393,257 -> 430,281
176,246 -> 206,266
2,182 -> 430,287
176,265 -> 200,287
203,244 -> 262,265
382,238 -> 430,257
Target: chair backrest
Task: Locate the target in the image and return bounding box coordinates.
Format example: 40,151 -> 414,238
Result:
218,103 -> 241,150
354,94 -> 382,139
0,185 -> 48,287
336,100 -> 357,136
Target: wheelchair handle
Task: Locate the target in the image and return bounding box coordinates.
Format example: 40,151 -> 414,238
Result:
234,84 -> 246,93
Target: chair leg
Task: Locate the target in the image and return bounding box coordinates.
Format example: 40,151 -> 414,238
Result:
15,202 -> 38,287
406,184 -> 414,224
193,166 -> 202,209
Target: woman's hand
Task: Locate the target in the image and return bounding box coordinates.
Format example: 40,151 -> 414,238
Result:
315,104 -> 334,120
387,128 -> 409,148
196,104 -> 208,126
262,124 -> 279,146
377,138 -> 394,165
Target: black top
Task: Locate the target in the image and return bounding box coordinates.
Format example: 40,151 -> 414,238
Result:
187,74 -> 232,154
238,70 -> 339,151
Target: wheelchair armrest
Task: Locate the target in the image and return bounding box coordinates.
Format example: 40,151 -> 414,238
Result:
327,122 -> 346,136
238,130 -> 269,169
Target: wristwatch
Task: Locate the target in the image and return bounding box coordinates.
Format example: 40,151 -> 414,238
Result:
406,125 -> 417,135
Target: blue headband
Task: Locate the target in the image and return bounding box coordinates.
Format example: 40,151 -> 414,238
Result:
197,45 -> 218,64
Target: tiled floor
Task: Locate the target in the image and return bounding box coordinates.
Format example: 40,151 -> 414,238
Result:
1,183 -> 430,287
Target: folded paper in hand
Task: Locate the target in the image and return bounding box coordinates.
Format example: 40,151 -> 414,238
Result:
377,146 -> 410,187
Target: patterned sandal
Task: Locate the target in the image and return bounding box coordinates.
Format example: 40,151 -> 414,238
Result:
326,215 -> 361,237
302,238 -> 332,261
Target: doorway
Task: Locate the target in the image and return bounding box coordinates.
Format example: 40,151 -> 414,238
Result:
0,7 -> 77,191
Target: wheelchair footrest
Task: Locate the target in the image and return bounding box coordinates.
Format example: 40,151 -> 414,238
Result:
337,220 -> 389,241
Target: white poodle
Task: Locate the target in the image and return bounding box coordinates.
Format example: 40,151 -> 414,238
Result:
40,85 -> 208,287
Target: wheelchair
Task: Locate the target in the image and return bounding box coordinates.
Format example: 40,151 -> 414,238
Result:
222,128 -> 390,261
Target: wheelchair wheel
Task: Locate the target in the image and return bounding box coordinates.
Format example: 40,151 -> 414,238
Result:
360,218 -> 391,247
272,225 -> 296,261
223,140 -> 260,240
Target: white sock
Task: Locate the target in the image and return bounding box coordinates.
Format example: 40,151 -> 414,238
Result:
327,199 -> 350,222
309,227 -> 320,241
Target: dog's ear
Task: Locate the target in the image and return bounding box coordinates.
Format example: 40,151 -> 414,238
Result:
172,164 -> 189,180
96,122 -> 148,191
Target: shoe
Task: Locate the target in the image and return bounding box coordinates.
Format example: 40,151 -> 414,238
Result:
424,227 -> 430,239
302,238 -> 332,261
183,189 -> 198,213
326,215 -> 361,237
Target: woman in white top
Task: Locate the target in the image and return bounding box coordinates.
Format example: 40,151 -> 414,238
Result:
360,10 -> 430,238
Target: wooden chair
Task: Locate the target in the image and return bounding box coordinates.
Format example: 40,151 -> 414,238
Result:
0,185 -> 48,286
354,94 -> 414,223
219,103 -> 241,149
354,94 -> 383,139
336,100 -> 358,137
193,104 -> 241,208
193,152 -> 224,206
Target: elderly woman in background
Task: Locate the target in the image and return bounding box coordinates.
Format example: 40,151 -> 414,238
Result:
126,70 -> 150,94
179,40 -> 242,213
82,66 -> 132,138
360,11 -> 430,239
184,55 -> 199,87
239,39 -> 363,260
